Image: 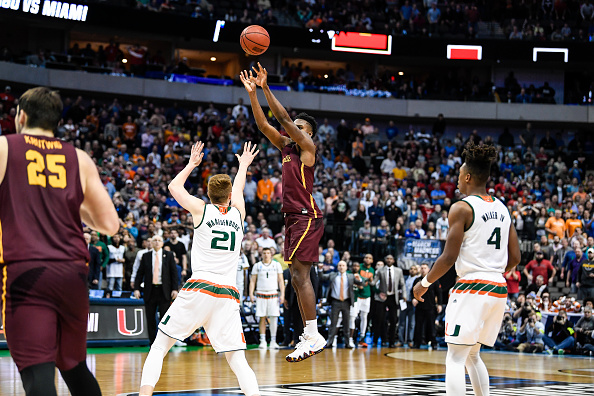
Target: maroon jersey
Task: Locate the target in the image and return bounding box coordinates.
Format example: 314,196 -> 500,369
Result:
0,134 -> 89,264
281,142 -> 321,218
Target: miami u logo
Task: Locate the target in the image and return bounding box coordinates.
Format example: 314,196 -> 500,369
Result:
445,324 -> 461,337
117,308 -> 145,336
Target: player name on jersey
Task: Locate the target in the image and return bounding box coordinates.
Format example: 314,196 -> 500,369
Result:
205,218 -> 241,231
481,211 -> 506,222
23,135 -> 63,150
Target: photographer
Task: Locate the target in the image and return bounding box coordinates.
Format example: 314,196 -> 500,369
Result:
543,309 -> 576,354
516,310 -> 545,353
512,293 -> 537,325
494,313 -> 517,350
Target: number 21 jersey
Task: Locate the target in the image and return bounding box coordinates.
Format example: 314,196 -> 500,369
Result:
455,195 -> 510,278
191,204 -> 244,283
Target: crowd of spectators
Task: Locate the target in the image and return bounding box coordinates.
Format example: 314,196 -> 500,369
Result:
90,0 -> 594,42
1,85 -> 593,352
291,0 -> 594,41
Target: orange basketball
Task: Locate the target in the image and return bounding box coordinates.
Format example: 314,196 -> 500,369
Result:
240,25 -> 270,56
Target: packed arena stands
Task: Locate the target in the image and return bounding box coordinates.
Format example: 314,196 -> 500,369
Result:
1,84 -> 592,353
86,0 -> 594,42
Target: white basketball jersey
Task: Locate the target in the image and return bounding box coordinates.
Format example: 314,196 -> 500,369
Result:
191,204 -> 244,284
253,261 -> 283,292
455,195 -> 510,278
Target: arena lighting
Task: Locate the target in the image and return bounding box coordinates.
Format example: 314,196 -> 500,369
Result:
533,47 -> 569,62
210,57 -> 216,61
331,31 -> 392,55
212,20 -> 225,42
446,45 -> 482,60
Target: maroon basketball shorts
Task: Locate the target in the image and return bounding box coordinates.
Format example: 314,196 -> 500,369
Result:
2,260 -> 89,372
284,214 -> 324,264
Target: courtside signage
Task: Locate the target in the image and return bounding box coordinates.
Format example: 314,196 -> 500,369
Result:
0,0 -> 89,21
447,45 -> 482,60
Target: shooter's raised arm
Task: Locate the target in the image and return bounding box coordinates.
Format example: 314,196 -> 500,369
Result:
251,63 -> 316,158
240,70 -> 289,151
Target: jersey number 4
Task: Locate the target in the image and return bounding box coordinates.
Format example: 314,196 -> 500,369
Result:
26,150 -> 67,189
211,230 -> 236,251
487,227 -> 501,249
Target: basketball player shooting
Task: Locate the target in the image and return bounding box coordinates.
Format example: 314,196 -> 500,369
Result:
240,63 -> 326,362
413,142 -> 521,395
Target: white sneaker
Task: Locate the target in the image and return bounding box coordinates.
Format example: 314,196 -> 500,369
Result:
259,340 -> 268,349
348,338 -> 356,349
269,340 -> 280,349
286,333 -> 326,362
174,340 -> 187,347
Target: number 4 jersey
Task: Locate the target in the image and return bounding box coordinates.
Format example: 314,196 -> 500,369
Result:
0,134 -> 88,264
455,195 -> 511,278
191,204 -> 244,283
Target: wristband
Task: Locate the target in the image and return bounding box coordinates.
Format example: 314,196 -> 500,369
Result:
421,276 -> 432,288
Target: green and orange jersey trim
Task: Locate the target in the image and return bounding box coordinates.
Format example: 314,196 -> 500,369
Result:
214,205 -> 231,215
473,195 -> 495,203
451,279 -> 507,299
181,279 -> 240,303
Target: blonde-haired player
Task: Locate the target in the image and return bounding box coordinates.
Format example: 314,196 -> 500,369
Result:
414,141 -> 521,396
138,141 -> 261,396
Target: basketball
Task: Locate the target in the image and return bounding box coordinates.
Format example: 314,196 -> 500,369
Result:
240,25 -> 270,56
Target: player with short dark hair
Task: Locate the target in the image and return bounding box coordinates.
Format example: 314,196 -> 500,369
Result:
414,141 -> 521,395
0,86 -> 120,396
240,63 -> 326,362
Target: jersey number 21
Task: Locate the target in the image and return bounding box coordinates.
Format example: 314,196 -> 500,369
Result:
211,230 -> 236,251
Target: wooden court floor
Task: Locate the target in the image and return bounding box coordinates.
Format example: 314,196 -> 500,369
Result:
1,345 -> 593,395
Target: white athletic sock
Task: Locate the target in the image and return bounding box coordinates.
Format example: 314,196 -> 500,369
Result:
225,350 -> 260,396
349,314 -> 357,330
304,319 -> 318,337
466,344 -> 490,396
360,313 -> 368,338
140,331 -> 176,388
270,317 -> 278,341
259,334 -> 266,341
445,343 -> 472,396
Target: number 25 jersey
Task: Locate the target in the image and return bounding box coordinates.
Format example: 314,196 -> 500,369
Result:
191,204 -> 244,284
455,195 -> 510,278
0,134 -> 88,264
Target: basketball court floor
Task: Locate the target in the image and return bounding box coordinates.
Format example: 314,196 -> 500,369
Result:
1,346 -> 593,395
